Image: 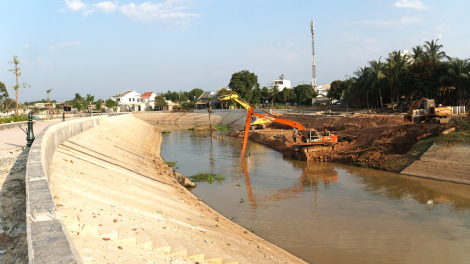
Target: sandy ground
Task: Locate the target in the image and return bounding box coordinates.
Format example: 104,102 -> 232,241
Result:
50,117 -> 307,264
0,148 -> 29,264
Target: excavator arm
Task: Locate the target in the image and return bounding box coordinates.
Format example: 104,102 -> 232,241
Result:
218,94 -> 270,127
405,98 -> 427,122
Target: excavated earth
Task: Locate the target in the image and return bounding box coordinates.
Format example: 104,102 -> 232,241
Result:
227,114 -> 454,173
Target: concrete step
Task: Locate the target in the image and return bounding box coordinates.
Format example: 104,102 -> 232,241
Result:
145,229 -> 171,254
178,239 -> 205,262
191,240 -> 223,264
159,233 -> 187,258
133,228 -> 153,250
113,221 -> 137,245
98,219 -> 119,239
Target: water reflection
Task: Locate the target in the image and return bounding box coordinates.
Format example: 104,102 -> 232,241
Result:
159,127 -> 470,264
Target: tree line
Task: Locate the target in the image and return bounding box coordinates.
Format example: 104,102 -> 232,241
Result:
328,39 -> 470,109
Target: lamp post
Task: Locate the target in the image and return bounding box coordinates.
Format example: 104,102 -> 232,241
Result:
26,113 -> 35,147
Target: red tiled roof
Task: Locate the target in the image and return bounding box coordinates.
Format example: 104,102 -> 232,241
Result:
141,92 -> 155,99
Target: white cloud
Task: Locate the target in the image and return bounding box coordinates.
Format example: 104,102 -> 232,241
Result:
94,1 -> 118,13
357,17 -> 422,28
50,41 -> 82,50
119,1 -> 199,23
394,0 -> 428,9
22,58 -> 52,67
64,0 -> 86,11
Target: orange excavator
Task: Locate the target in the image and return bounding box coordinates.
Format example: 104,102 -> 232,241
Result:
240,107 -> 338,158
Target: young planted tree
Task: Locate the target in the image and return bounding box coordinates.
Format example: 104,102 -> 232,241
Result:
95,99 -> 104,113
46,88 -> 53,104
8,56 -> 31,115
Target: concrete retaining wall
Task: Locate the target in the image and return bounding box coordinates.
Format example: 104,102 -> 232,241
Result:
25,113 -> 132,263
0,121 -> 34,131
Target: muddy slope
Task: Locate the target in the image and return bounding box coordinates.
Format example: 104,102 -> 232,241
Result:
228,115 -> 453,173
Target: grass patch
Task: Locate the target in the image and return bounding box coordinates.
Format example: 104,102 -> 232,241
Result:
214,125 -> 230,130
189,173 -> 225,184
161,130 -> 172,133
165,161 -> 177,167
187,127 -> 195,131
436,118 -> 470,145
408,137 -> 437,159
0,115 -> 29,124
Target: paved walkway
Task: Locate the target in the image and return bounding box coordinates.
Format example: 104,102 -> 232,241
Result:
0,120 -> 63,150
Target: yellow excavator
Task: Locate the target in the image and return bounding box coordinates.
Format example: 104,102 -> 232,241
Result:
217,93 -> 271,129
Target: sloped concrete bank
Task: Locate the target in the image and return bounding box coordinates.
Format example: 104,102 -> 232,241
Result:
133,109 -> 264,130
401,143 -> 470,184
25,113 -> 132,263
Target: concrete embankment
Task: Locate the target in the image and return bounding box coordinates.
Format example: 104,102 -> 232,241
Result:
45,115 -> 306,263
401,143 -> 470,184
133,110 -> 262,129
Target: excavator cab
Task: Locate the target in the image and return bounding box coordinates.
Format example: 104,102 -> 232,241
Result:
301,130 -> 322,143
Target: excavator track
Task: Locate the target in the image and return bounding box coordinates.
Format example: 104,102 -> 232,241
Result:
301,145 -> 334,154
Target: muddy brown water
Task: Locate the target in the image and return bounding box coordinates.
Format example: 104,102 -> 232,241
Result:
158,125 -> 470,264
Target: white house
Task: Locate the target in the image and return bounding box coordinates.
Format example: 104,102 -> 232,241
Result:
114,90 -> 142,105
114,90 -> 145,111
268,74 -> 291,91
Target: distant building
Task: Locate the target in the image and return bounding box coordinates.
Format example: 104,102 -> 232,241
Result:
141,92 -> 157,103
196,91 -> 217,109
114,90 -> 142,105
268,74 -> 291,91
312,83 -> 331,105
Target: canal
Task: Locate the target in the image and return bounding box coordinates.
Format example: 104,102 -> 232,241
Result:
159,126 -> 470,264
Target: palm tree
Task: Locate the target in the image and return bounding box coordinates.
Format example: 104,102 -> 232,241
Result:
367,58 -> 386,108
439,58 -> 470,104
352,67 -> 371,109
423,39 -> 448,62
384,51 -> 408,107
46,88 -> 53,104
412,45 -> 425,63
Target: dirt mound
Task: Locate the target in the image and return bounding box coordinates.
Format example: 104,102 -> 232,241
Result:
227,118 -> 454,173
268,114 -> 404,131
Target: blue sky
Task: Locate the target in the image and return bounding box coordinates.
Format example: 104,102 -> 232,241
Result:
1,0 -> 469,102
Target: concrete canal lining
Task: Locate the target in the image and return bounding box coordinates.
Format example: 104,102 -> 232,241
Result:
25,113 -> 132,263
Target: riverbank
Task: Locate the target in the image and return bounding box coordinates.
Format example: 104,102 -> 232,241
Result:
227,114 -> 456,174
50,116 -> 307,263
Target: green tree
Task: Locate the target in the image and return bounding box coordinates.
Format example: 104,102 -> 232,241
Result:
423,39 -> 448,63
384,51 -> 408,107
352,67 -> 371,108
261,86 -> 270,99
439,58 -> 470,103
252,87 -> 262,107
412,45 -> 426,63
8,56 -> 31,115
367,59 -> 386,108
0,81 -> 8,106
46,88 -> 53,104
95,99 -> 104,113
279,88 -> 295,109
189,88 -> 204,101
293,84 -> 317,107
155,95 -> 168,110
269,85 -> 280,107
228,70 -> 260,103
327,80 -> 343,100
105,98 -> 117,110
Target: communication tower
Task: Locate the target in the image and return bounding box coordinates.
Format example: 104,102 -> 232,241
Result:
310,20 -> 317,90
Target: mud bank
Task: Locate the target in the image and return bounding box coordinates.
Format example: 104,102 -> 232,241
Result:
50,116 -> 306,264
227,115 -> 454,173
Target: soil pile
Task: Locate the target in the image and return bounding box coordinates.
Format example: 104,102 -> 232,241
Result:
227,115 -> 454,173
